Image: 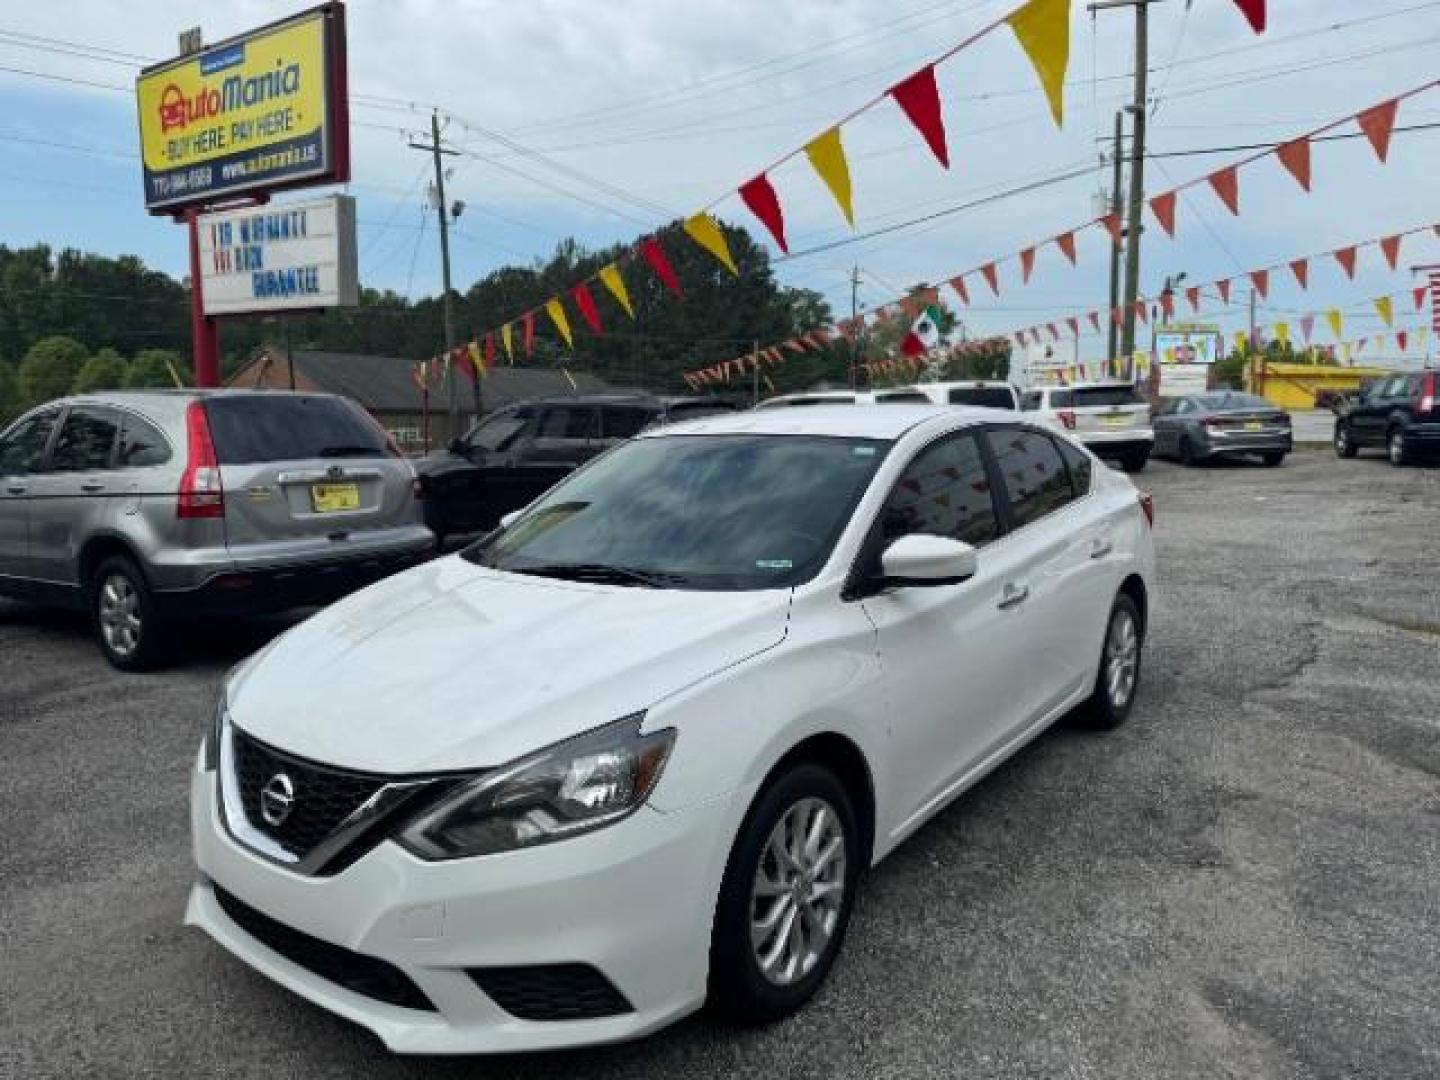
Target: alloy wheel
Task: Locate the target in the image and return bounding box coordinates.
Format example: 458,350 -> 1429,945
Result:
1389,431 -> 1406,465
98,573 -> 142,658
1105,607 -> 1139,710
749,797 -> 847,987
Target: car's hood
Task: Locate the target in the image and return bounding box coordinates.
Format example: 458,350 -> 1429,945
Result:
227,555 -> 791,774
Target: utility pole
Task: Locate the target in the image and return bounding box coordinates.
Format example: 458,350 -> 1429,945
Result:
408,110 -> 463,435
849,265 -> 861,389
1106,109 -> 1126,362
1090,0 -> 1162,359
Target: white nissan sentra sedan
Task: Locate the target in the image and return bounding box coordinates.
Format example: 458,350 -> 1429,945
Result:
187,405 -> 1155,1054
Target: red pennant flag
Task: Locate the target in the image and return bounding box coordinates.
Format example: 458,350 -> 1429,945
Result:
1159,292 -> 1175,321
738,173 -> 788,253
521,310 -> 536,356
1112,306 -> 1125,328
1230,0 -> 1266,33
1067,316 -> 1080,338
1249,269 -> 1270,299
1380,233 -> 1403,270
1275,137 -> 1312,191
571,282 -> 603,336
948,275 -> 970,306
1149,191 -> 1178,237
783,339 -> 806,354
1290,258 -> 1309,289
1208,165 -> 1240,215
453,345 -> 477,383
1135,300 -> 1148,325
1099,213 -> 1123,247
889,65 -> 949,169
1020,246 -> 1037,283
1055,231 -> 1077,265
1415,285 -> 1429,312
1397,330 -> 1410,352
640,238 -> 684,296
1357,98 -> 1400,163
1088,311 -> 1102,334
1047,323 -> 1060,341
1300,315 -> 1315,343
980,262 -> 1000,296
1014,331 -> 1027,347
1186,286 -> 1201,313
1217,278 -> 1232,305
1333,246 -> 1358,279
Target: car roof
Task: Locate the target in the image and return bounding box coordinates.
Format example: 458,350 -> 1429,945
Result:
919,380 -> 1013,389
638,403 -> 1005,440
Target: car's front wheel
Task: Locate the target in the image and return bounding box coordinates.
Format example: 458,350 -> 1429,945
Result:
1387,428 -> 1411,467
1334,422 -> 1357,458
709,763 -> 860,1024
1260,451 -> 1286,467
91,554 -> 168,671
1120,449 -> 1149,473
1179,436 -> 1202,467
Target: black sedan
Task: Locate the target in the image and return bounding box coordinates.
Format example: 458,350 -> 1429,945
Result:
1153,391 -> 1292,467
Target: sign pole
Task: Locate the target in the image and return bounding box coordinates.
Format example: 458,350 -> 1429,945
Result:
185,207 -> 221,388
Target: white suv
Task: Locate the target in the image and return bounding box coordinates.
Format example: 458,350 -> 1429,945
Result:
187,405 -> 1155,1053
915,380 -> 1020,410
1021,382 -> 1153,472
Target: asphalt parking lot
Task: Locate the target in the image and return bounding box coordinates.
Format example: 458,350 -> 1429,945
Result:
2,450 -> 1438,1080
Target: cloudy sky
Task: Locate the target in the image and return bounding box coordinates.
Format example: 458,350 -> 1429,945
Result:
3,0 -> 1439,362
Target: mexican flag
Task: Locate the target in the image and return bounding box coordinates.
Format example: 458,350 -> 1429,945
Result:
900,305 -> 943,357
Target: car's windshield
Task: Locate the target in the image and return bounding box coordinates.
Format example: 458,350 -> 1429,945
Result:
1194,392 -> 1271,412
465,434 -> 890,590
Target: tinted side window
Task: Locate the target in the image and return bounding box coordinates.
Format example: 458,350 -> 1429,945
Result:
1021,392 -> 1043,411
986,427 -> 1074,529
538,407 -> 599,439
949,387 -> 1015,408
116,412 -> 171,468
1072,386 -> 1143,408
0,410 -> 60,473
880,433 -> 998,548
1057,439 -> 1093,497
1048,390 -> 1075,409
49,407 -> 120,472
602,405 -> 655,439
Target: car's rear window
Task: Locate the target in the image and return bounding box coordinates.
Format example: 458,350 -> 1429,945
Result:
1072,387 -> 1144,408
948,387 -> 1014,408
204,395 -> 391,464
875,391 -> 930,403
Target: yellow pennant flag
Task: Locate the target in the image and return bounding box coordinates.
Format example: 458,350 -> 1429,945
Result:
1274,322 -> 1290,346
804,126 -> 855,226
683,213 -> 739,275
1326,309 -> 1343,339
500,323 -> 514,362
1417,327 -> 1429,350
1007,0 -> 1072,128
1374,295 -> 1394,327
545,297 -> 574,348
1233,331 -> 1248,354
1164,347 -> 1176,364
1341,343 -> 1352,364
598,262 -> 634,318
467,341 -> 486,377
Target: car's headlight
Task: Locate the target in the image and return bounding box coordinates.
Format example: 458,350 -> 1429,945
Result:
397,715 -> 674,860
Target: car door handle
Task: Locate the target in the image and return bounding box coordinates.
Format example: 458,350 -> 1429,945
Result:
81,481 -> 106,493
997,582 -> 1030,610
1090,538 -> 1113,559
5,483 -> 25,495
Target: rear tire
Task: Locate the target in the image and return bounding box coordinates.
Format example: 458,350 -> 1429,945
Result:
1260,451 -> 1285,467
1334,422 -> 1357,458
1387,428 -> 1411,467
1179,437 -> 1201,467
91,555 -> 169,671
1120,450 -> 1149,474
709,763 -> 860,1025
1074,593 -> 1143,731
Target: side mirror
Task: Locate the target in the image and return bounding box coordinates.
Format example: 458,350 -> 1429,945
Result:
447,437 -> 466,454
879,534 -> 977,588
498,509 -> 523,530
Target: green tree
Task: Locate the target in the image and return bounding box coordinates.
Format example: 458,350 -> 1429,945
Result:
18,335 -> 88,407
125,348 -> 186,389
0,360 -> 19,424
72,346 -> 128,394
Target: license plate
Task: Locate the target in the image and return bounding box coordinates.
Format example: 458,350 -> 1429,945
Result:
1245,421 -> 1263,431
311,482 -> 360,512
1102,414 -> 1129,427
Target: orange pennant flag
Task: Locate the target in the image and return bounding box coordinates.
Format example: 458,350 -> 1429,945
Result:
1275,136 -> 1312,191
1149,191 -> 1177,237
804,126 -> 855,226
1379,233 -> 1403,271
1208,165 -> 1240,215
1020,246 -> 1036,284
980,262 -> 1000,296
948,275 -> 970,306
1055,231 -> 1077,265
1290,259 -> 1309,289
1099,213 -> 1123,247
1249,269 -> 1270,299
1358,98 -> 1400,163
1333,246 -> 1358,279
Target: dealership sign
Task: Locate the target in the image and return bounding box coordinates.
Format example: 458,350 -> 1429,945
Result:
135,4 -> 349,211
197,195 -> 357,316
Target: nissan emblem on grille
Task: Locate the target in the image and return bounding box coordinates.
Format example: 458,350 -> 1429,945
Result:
260,773 -> 296,827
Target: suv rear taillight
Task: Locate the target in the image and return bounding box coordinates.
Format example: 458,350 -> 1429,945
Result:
1138,491 -> 1154,528
1419,372 -> 1436,414
1056,409 -> 1076,430
177,400 -> 224,519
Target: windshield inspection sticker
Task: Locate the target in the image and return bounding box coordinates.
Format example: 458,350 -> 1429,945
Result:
756,559 -> 794,571
852,446 -> 877,456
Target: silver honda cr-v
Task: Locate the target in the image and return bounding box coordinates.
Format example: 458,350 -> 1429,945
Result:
0,390 -> 435,669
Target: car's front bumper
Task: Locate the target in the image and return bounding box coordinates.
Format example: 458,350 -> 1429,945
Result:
185,754 -> 745,1054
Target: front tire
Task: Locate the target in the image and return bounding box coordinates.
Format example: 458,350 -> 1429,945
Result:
91,555 -> 168,671
1387,428 -> 1411,467
1334,422 -> 1357,458
1075,593 -> 1143,730
1120,449 -> 1149,474
1260,451 -> 1286,467
709,763 -> 859,1025
1179,437 -> 1201,468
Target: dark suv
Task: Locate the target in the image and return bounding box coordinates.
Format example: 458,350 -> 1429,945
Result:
415,393 -> 737,540
1334,370 -> 1439,465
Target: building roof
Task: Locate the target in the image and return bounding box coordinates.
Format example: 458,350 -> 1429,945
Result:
236,348 -> 611,412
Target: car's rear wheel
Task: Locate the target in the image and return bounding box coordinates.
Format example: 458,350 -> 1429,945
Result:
1120,450 -> 1149,474
1179,437 -> 1201,467
92,555 -> 168,671
1075,593 -> 1142,730
1387,428 -> 1410,467
709,763 -> 859,1024
1260,451 -> 1285,467
1334,422 -> 1357,458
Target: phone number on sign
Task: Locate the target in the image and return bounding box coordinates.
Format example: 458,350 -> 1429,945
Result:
152,166 -> 215,198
